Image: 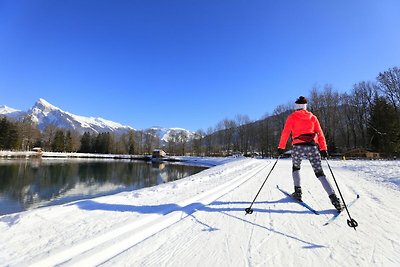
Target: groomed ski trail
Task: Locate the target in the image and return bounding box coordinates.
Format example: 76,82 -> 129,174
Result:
29,159 -> 269,267
102,159 -> 400,267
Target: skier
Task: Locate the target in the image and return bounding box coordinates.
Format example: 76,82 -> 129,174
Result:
277,96 -> 343,211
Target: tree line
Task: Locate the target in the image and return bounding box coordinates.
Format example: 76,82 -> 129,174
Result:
200,66 -> 400,157
1,66 -> 399,158
0,117 -> 191,155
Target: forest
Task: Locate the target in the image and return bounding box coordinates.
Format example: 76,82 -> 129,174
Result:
1,66 -> 399,158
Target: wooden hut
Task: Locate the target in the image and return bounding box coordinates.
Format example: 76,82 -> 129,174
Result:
152,149 -> 166,158
343,148 -> 380,159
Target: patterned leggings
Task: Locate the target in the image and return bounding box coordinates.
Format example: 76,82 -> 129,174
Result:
292,145 -> 324,176
291,145 -> 335,195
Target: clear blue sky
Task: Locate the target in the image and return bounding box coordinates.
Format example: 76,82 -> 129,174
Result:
1,0 -> 400,131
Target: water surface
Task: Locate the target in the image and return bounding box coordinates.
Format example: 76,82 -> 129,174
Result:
0,158 -> 208,215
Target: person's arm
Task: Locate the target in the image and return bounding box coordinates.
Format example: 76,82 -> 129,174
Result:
314,117 -> 327,151
278,116 -> 292,149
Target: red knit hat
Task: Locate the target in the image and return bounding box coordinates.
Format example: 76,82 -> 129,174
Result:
295,96 -> 307,110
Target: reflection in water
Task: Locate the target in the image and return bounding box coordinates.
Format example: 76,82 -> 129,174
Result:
0,159 -> 207,215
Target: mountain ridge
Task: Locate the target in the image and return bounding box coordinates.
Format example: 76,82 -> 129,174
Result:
0,99 -> 194,138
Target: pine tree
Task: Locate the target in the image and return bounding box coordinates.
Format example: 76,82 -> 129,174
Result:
368,96 -> 399,155
0,117 -> 20,150
128,130 -> 135,155
52,130 -> 65,152
0,117 -> 7,149
65,131 -> 73,152
79,132 -> 92,153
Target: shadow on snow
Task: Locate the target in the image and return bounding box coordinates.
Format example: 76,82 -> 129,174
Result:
70,196 -> 329,248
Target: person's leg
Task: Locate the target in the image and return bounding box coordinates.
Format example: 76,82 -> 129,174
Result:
308,147 -> 343,211
291,145 -> 304,199
308,146 -> 335,195
291,145 -> 303,187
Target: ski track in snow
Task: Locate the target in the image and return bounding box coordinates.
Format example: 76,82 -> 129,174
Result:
17,159 -> 267,266
1,158 -> 400,266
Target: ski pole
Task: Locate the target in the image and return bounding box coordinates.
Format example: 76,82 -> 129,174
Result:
325,158 -> 358,230
245,156 -> 280,215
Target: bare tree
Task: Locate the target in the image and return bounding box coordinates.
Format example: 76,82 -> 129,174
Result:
192,129 -> 205,156
143,129 -> 160,154
377,67 -> 400,124
135,130 -> 145,155
257,113 -> 273,157
177,130 -> 189,155
309,85 -> 341,152
234,114 -> 251,154
214,121 -> 225,155
205,127 -> 214,156
42,124 -> 58,151
272,103 -> 292,149
69,130 -> 81,152
166,130 -> 178,155
272,103 -> 292,129
223,119 -> 236,155
17,117 -> 41,151
350,81 -> 377,148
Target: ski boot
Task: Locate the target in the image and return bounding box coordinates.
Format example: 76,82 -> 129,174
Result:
329,194 -> 344,212
291,186 -> 302,201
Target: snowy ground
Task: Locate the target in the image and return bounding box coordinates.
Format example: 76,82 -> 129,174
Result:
1,157 -> 399,266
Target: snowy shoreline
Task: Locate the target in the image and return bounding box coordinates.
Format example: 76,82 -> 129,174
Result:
0,151 -> 239,167
0,150 -> 152,160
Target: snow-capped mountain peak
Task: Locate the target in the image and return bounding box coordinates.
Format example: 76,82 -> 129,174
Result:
5,98 -> 134,134
33,98 -> 61,114
150,126 -> 194,143
29,98 -> 62,124
0,105 -> 25,119
0,105 -> 21,115
2,99 -> 193,140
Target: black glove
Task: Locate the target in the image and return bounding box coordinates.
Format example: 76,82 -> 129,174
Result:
277,148 -> 285,156
320,150 -> 328,158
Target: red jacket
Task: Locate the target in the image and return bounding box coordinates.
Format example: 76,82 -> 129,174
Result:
278,110 -> 327,150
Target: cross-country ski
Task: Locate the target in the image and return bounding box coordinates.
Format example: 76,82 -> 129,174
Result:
276,185 -> 320,215
323,194 -> 360,226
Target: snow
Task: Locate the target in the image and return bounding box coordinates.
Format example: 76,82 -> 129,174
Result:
70,114 -> 134,131
0,105 -> 24,119
338,160 -> 400,188
2,99 -> 200,135
0,105 -> 21,115
1,158 -> 399,266
36,98 -> 60,113
150,127 -> 195,143
3,98 -> 134,134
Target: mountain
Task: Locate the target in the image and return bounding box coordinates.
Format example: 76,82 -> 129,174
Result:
149,127 -> 196,144
0,105 -> 25,120
1,98 -> 134,134
1,99 -> 195,139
